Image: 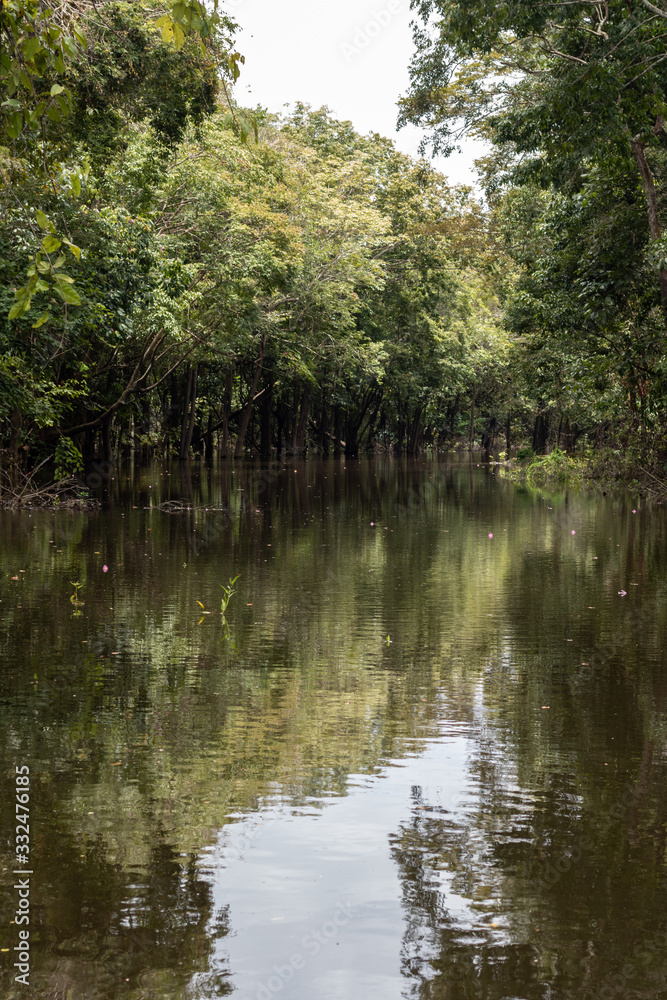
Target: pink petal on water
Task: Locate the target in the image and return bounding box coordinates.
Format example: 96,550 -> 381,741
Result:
618,590 -> 627,597
632,509 -> 637,514
102,565 -> 109,573
488,533 -> 493,539
571,530 -> 576,535
370,522 -> 374,526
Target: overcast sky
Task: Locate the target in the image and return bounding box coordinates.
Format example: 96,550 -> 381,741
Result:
228,0 -> 486,187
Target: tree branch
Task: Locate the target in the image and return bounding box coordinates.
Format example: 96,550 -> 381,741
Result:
638,0 -> 667,19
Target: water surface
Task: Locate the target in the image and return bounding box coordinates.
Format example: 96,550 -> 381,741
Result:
1,459 -> 666,999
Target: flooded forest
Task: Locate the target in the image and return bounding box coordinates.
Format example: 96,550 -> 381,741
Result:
1,3 -> 667,1000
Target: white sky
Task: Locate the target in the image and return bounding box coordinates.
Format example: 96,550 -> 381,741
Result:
228,0 -> 487,188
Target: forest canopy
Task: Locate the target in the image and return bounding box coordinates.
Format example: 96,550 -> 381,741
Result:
399,0 -> 667,465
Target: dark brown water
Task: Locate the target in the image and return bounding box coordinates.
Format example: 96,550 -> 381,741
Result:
1,458 -> 666,1000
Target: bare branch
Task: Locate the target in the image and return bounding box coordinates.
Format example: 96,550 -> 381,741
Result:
638,0 -> 667,19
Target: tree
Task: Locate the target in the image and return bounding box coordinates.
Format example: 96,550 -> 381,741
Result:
399,0 -> 667,317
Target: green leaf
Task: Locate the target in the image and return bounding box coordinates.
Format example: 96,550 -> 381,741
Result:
55,283 -> 82,306
36,210 -> 49,230
6,111 -> 23,138
55,273 -> 75,284
8,297 -> 31,321
50,83 -> 65,96
63,239 -> 81,260
52,254 -> 66,269
41,235 -> 62,253
70,173 -> 81,197
32,311 -> 51,329
172,22 -> 186,49
28,102 -> 47,123
22,38 -> 42,61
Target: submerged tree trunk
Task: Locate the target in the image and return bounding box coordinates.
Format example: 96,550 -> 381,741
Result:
235,337 -> 266,458
407,407 -> 423,456
319,401 -> 330,457
333,406 -> 343,457
345,412 -> 359,458
204,413 -> 214,464
102,414 -> 114,464
179,367 -> 193,461
220,370 -> 232,457
179,364 -> 198,460
292,389 -> 311,456
260,382 -> 273,458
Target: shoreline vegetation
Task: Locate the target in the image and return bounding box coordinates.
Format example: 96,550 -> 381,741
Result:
3,3 -> 667,505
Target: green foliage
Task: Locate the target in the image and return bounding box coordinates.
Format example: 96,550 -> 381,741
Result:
400,0 -> 667,464
220,575 -> 239,616
525,448 -> 580,485
1,3 -> 514,480
54,436 -> 83,479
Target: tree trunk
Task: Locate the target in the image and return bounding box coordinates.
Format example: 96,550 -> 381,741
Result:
533,412 -> 549,455
260,382 -> 273,458
179,364 -> 198,460
319,401 -> 330,457
333,406 -> 343,457
407,407 -> 422,455
102,414 -> 114,464
9,408 -> 20,463
481,416 -> 496,452
235,338 -> 266,458
505,410 -> 511,454
185,364 -> 198,455
469,385 -> 476,451
396,420 -> 405,456
204,412 -> 214,464
293,389 -> 311,456
221,370 -> 232,457
345,411 -> 359,458
178,366 -> 193,461
630,137 -> 667,320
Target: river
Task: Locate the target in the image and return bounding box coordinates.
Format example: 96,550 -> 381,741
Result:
1,458 -> 665,1000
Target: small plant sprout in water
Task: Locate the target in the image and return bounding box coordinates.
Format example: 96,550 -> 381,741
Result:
70,580 -> 84,617
195,576 -> 239,628
220,575 -> 240,616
